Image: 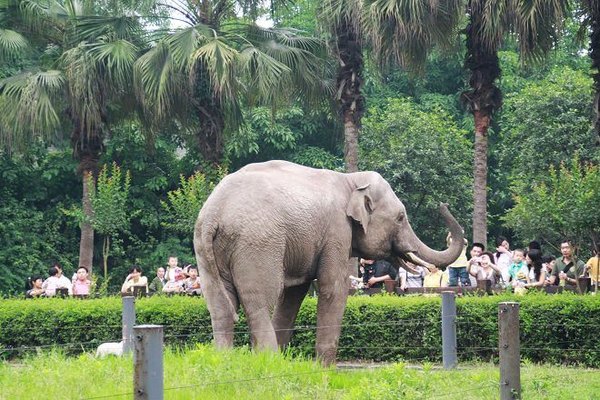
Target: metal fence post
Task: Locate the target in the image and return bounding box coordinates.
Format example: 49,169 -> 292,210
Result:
122,296 -> 135,354
134,325 -> 164,400
441,291 -> 457,369
499,302 -> 521,400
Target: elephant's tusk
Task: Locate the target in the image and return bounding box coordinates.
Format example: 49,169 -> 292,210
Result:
405,252 -> 436,272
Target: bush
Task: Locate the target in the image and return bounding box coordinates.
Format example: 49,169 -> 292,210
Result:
2,294 -> 600,366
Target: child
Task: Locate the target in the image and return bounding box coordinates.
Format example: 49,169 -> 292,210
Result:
164,256 -> 179,283
183,265 -> 202,296
72,266 -> 91,296
508,249 -> 529,288
163,269 -> 186,294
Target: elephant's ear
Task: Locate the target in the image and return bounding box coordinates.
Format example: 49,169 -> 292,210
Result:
346,184 -> 373,234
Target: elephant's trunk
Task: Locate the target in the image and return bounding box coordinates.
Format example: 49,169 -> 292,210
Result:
407,203 -> 464,268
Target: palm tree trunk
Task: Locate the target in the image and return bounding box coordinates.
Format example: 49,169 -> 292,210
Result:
79,168 -> 95,276
472,110 -> 490,245
195,100 -> 225,165
335,21 -> 364,173
461,4 -> 502,246
589,4 -> 600,145
343,112 -> 359,173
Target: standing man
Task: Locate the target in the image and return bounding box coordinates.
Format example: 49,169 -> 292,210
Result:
549,239 -> 586,286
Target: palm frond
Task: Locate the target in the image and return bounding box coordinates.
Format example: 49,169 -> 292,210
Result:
0,28 -> 29,60
89,38 -> 138,88
60,43 -> 106,138
166,24 -> 213,67
73,15 -> 143,42
365,0 -> 463,71
134,41 -> 189,121
0,70 -> 66,149
190,37 -> 238,101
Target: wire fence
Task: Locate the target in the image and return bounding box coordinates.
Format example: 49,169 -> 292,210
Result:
4,297 -> 600,400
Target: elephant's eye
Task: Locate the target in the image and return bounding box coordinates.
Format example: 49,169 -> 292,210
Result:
396,213 -> 405,223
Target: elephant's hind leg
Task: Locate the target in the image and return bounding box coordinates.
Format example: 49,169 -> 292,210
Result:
272,282 -> 311,349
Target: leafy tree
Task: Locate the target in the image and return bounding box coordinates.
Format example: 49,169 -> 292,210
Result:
499,67 -> 599,182
0,0 -> 155,276
161,169 -> 225,235
134,1 -> 327,166
460,0 -> 568,246
318,0 -> 462,173
504,155 -> 600,256
89,163 -> 133,279
360,98 -> 473,246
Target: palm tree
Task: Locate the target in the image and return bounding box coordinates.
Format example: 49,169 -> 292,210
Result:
0,0 -> 150,275
134,1 -> 326,166
460,0 -> 568,245
320,0 -> 463,173
579,1 -> 600,144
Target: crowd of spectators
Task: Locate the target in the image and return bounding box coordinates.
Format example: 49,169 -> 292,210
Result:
23,240 -> 600,298
350,236 -> 600,294
24,256 -> 203,298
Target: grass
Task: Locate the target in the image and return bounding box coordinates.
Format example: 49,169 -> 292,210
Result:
1,345 -> 600,399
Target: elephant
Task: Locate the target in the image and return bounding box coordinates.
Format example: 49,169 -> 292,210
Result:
194,160 -> 464,365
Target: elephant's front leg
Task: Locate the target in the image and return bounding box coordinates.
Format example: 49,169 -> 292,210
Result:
315,260 -> 350,366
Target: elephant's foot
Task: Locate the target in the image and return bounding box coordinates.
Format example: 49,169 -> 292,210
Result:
316,344 -> 338,366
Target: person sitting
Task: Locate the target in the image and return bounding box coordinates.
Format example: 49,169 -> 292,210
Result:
72,266 -> 92,296
26,275 -> 45,298
149,267 -> 167,293
361,258 -> 397,289
549,239 -> 586,286
399,262 -> 426,290
523,249 -> 546,289
541,255 -> 556,286
183,265 -> 202,296
162,269 -> 186,294
121,266 -> 148,295
43,264 -> 73,296
469,251 -> 502,286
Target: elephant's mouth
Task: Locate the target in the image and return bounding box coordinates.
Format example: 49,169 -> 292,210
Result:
396,252 -> 436,273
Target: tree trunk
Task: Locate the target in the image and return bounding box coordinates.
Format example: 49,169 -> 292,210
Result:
461,2 -> 502,247
335,20 -> 364,173
472,110 -> 490,245
343,112 -> 359,173
195,100 -> 224,165
103,235 -> 109,280
79,168 -> 95,276
589,4 -> 600,145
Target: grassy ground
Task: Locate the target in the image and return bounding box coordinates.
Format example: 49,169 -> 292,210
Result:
1,345 -> 599,399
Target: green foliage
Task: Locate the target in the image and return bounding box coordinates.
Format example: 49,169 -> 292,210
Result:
504,155 -> 600,255
4,294 -> 600,367
360,98 -> 473,245
499,67 -> 599,182
226,106 -> 341,170
89,163 -> 133,238
161,169 -> 225,235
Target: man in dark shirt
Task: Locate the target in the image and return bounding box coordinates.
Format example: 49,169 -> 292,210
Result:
361,259 -> 397,288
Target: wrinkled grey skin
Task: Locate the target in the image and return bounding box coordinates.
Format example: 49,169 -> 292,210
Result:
194,160 -> 464,365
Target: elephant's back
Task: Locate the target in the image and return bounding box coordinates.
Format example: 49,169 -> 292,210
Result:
202,161 -> 347,238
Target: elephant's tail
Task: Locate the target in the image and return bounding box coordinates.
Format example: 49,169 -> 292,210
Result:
195,219 -> 239,323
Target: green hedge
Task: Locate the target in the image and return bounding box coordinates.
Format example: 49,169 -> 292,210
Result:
2,293 -> 599,366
